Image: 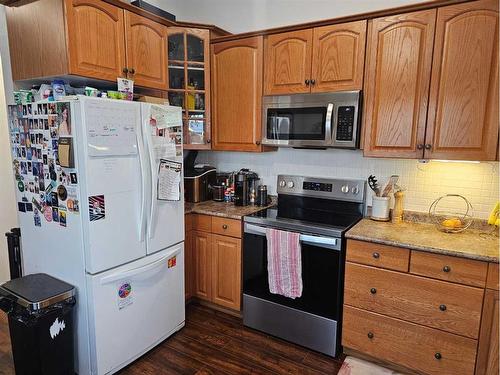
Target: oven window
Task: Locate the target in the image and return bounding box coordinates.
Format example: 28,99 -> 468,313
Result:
243,231 -> 342,320
267,107 -> 327,140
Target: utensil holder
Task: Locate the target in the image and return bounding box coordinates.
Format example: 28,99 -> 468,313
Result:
371,196 -> 391,221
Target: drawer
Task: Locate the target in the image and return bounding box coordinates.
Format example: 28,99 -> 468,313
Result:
342,305 -> 477,375
344,262 -> 484,338
347,240 -> 410,272
486,263 -> 499,290
410,251 -> 488,288
192,214 -> 212,233
212,216 -> 242,238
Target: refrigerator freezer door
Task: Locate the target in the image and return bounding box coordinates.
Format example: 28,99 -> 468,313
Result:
77,97 -> 147,274
86,243 -> 185,375
141,104 -> 184,255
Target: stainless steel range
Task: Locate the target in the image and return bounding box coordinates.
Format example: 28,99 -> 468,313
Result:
242,175 -> 366,357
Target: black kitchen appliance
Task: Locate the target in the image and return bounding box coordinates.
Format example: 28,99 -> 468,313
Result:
243,175 -> 366,357
234,169 -> 259,206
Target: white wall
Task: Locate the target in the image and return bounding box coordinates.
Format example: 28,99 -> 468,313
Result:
0,5 -> 18,282
197,150 -> 499,220
154,0 -> 423,33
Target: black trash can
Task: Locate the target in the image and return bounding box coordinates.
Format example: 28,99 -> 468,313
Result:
0,273 -> 76,375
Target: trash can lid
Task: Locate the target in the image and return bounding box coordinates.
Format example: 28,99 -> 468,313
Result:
0,273 -> 75,311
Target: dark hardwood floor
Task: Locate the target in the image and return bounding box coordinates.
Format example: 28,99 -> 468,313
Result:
0,303 -> 344,374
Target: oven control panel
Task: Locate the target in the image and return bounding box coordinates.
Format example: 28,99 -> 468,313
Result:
277,175 -> 366,203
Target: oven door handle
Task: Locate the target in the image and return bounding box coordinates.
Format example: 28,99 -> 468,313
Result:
244,223 -> 340,251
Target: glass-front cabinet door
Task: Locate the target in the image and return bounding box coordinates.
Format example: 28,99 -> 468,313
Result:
167,27 -> 211,149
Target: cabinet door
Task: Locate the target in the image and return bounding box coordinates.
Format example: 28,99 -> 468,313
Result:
212,37 -> 264,151
475,289 -> 499,375
184,229 -> 193,300
425,0 -> 499,160
124,11 -> 168,90
362,10 -> 435,158
311,21 -> 366,92
65,0 -> 126,81
212,234 -> 241,310
264,29 -> 313,95
192,230 -> 212,301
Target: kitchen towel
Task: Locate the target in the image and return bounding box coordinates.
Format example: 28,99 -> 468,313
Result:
266,228 -> 303,299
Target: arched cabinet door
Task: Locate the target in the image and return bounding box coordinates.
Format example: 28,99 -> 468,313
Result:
264,29 -> 313,95
425,0 -> 499,161
65,0 -> 126,81
212,37 -> 264,151
311,21 -> 366,92
362,10 -> 436,158
124,11 -> 168,90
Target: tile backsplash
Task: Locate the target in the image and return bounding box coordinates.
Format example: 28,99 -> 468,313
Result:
197,149 -> 499,220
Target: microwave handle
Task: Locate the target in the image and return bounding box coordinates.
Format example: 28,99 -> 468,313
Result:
325,103 -> 334,142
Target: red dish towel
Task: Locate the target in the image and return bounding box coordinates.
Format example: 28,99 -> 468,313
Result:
266,228 -> 303,299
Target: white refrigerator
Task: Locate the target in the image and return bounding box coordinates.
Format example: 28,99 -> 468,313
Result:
7,96 -> 185,375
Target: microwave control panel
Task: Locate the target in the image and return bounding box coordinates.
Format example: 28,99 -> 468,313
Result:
335,106 -> 355,141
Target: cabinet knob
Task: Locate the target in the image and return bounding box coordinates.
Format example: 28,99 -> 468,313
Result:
367,332 -> 374,339
425,144 -> 432,150
129,68 -> 135,75
256,140 -> 261,145
417,144 -> 424,150
122,67 -> 129,74
372,252 -> 380,259
434,352 -> 442,360
439,304 -> 447,311
305,79 -> 310,85
222,224 -> 228,229
370,288 -> 377,294
443,265 -> 451,273
206,139 -> 211,144
310,79 -> 316,85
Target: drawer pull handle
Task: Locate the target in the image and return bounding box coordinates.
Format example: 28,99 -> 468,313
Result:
442,265 -> 451,273
370,288 -> 377,294
367,332 -> 374,339
439,304 -> 447,311
372,252 -> 380,259
222,224 -> 228,229
434,352 -> 442,360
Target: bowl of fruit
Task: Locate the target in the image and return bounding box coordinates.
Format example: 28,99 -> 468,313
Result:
429,194 -> 473,233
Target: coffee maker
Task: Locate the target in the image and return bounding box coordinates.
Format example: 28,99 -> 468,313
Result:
234,169 -> 259,206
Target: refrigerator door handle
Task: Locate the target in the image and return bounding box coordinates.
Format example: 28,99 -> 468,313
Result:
144,123 -> 157,240
137,120 -> 148,242
100,246 -> 181,285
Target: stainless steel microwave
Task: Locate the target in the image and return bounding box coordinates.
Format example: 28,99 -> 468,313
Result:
262,91 -> 361,149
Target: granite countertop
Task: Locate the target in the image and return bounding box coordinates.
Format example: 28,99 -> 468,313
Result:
346,219 -> 499,263
185,197 -> 276,220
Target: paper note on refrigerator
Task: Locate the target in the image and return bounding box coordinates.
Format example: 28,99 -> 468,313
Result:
85,100 -> 138,157
150,105 -> 182,129
157,160 -> 181,201
152,136 -> 176,160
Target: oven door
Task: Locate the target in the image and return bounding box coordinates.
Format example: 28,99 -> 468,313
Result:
243,223 -> 343,320
263,104 -> 333,147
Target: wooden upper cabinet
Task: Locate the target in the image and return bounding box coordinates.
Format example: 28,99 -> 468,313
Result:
264,29 -> 313,95
65,0 -> 126,82
362,10 -> 436,158
311,21 -> 366,92
124,11 -> 168,90
212,37 -> 264,151
425,0 -> 499,160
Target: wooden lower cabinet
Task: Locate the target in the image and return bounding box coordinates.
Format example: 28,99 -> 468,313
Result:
185,214 -> 242,311
192,230 -> 213,301
343,239 -> 497,375
343,306 -> 477,375
476,288 -> 499,375
212,234 -> 242,310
